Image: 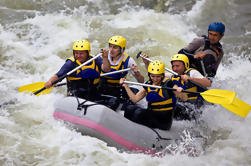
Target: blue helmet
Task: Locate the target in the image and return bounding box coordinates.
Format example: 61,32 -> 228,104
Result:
208,22 -> 225,35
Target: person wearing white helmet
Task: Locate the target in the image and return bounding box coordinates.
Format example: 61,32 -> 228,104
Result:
45,39 -> 110,101
178,22 -> 225,78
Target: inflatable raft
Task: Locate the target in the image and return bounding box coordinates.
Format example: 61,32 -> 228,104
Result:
53,96 -> 203,155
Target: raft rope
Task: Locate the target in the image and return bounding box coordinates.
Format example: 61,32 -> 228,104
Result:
150,128 -> 172,141
75,97 -> 99,115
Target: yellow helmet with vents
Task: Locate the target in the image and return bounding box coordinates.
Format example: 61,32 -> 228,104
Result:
148,60 -> 165,74
73,40 -> 90,52
108,35 -> 126,49
171,54 -> 189,69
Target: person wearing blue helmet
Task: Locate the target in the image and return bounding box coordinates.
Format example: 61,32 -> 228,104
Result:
178,22 -> 225,79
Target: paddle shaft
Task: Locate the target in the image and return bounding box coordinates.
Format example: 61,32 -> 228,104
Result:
47,69 -> 130,89
123,81 -> 200,95
54,82 -> 66,87
33,53 -> 102,95
136,51 -> 177,75
42,69 -> 130,89
31,68 -> 129,95
136,51 -> 207,91
100,68 -> 131,77
180,49 -> 209,77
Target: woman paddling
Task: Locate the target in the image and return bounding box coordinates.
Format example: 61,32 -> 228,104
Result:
120,60 -> 187,130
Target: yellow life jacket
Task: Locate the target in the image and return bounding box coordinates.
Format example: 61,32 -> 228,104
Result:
144,78 -> 176,112
171,68 -> 200,102
101,53 -> 130,87
67,55 -> 100,86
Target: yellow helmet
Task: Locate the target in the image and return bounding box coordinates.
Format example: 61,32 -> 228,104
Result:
148,60 -> 165,75
108,35 -> 126,49
73,40 -> 90,52
171,54 -> 189,69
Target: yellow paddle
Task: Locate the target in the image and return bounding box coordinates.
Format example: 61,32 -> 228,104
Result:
199,89 -> 235,105
19,67 -> 131,96
136,51 -> 208,91
18,82 -> 66,96
123,81 -> 251,117
221,97 -> 251,117
123,81 -> 235,105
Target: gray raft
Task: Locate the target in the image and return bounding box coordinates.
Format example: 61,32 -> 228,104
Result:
53,96 -> 203,154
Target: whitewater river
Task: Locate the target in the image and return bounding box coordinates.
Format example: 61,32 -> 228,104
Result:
1,0 -> 251,165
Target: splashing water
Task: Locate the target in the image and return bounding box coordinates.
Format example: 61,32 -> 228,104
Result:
1,0 -> 251,165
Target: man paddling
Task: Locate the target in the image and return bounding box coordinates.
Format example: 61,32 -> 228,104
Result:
178,22 -> 225,78
45,39 -> 110,101
140,53 -> 211,120
169,54 -> 211,120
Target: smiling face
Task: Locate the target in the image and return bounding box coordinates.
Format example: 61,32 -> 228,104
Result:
109,44 -> 122,58
208,30 -> 223,44
171,61 -> 185,75
149,74 -> 164,85
74,50 -> 89,63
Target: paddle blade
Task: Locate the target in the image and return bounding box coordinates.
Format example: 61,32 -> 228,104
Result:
18,82 -> 53,96
200,89 -> 235,104
221,97 -> 251,117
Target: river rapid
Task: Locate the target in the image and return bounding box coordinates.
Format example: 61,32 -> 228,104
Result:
1,0 -> 251,165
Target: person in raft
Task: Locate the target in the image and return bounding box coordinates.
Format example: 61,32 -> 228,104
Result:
178,22 -> 225,79
45,39 -> 110,101
169,54 -> 211,120
98,35 -> 144,110
120,60 -> 187,130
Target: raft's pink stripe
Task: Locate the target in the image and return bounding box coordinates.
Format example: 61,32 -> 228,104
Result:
53,111 -> 156,154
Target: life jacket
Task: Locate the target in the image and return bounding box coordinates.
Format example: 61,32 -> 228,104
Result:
66,55 -> 100,91
143,78 -> 176,112
201,35 -> 223,70
171,68 -> 205,103
180,35 -> 223,78
101,53 -> 130,87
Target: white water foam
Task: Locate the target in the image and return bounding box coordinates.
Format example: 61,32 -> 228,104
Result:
1,1 -> 251,165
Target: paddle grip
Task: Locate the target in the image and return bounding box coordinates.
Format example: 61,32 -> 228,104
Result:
136,51 -> 142,59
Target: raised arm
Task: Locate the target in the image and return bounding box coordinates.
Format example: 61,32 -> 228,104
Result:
120,78 -> 146,103
101,49 -> 111,72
